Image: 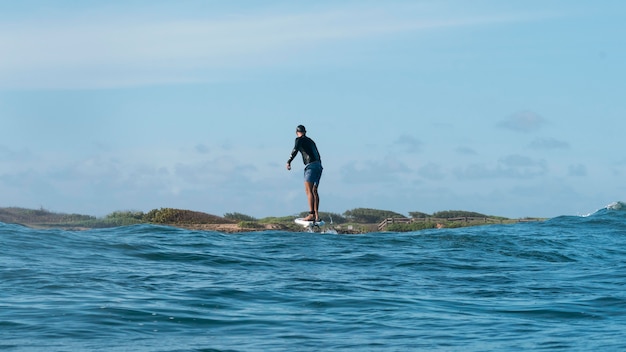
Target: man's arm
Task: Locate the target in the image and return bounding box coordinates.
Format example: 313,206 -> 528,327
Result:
286,138 -> 300,170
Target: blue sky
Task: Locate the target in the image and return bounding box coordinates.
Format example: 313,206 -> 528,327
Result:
1,0 -> 624,219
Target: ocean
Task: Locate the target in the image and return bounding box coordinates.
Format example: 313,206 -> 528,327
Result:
2,202 -> 625,351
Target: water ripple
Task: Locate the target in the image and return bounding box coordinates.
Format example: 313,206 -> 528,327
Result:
2,213 -> 626,351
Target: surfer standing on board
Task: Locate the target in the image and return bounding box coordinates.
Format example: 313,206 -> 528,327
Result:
286,125 -> 323,222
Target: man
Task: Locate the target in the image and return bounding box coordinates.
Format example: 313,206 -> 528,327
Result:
286,125 -> 323,222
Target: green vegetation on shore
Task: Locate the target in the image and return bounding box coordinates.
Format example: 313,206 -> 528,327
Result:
0,207 -> 236,229
0,206 -> 544,233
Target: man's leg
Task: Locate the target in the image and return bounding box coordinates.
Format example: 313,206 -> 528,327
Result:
304,181 -> 316,221
312,184 -> 320,221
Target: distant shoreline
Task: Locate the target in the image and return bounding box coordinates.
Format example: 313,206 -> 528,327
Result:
0,206 -> 546,234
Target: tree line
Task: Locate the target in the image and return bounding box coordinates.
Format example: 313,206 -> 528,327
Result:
1,206 -> 500,228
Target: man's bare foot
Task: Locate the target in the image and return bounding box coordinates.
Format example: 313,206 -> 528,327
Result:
303,214 -> 315,221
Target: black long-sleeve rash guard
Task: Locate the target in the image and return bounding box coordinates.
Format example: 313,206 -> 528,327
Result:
288,135 -> 321,166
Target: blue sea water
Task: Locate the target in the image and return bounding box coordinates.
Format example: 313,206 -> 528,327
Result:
2,203 -> 626,351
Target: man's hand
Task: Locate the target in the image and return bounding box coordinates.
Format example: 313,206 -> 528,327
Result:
286,163 -> 291,171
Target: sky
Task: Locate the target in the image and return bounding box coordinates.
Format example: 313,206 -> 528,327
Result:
1,0 -> 624,219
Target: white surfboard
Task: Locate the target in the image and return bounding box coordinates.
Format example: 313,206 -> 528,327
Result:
294,218 -> 325,228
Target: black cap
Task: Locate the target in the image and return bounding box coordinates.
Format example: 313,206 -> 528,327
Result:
296,125 -> 306,133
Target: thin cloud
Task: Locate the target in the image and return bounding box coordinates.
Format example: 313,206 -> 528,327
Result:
0,145 -> 35,162
497,111 -> 547,133
456,146 -> 478,155
418,162 -> 446,180
195,144 -> 210,154
340,158 -> 411,184
454,154 -> 547,180
393,135 -> 423,153
528,137 -> 570,150
0,4 -> 555,89
568,164 -> 587,177
610,159 -> 626,176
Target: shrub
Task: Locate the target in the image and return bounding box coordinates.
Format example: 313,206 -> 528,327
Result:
224,212 -> 257,221
386,222 -> 437,232
238,221 -> 263,229
344,208 -> 405,223
408,211 -> 431,218
432,210 -> 488,218
143,208 -> 230,224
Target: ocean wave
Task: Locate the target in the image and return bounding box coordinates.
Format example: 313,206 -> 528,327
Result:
584,200 -> 626,216
2,210 -> 626,351
605,200 -> 626,211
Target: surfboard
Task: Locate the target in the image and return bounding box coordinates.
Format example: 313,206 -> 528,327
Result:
294,218 -> 325,228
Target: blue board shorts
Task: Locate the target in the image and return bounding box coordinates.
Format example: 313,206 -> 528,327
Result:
304,161 -> 323,186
